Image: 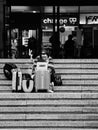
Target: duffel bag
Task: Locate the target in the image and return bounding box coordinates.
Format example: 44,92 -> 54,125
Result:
3,63 -> 17,80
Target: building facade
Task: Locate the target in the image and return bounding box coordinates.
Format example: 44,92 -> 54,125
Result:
0,0 -> 98,58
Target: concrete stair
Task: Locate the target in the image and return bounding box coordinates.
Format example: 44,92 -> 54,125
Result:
0,59 -> 98,129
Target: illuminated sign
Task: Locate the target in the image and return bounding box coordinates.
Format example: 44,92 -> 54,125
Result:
80,14 -> 98,24
86,16 -> 98,24
42,17 -> 78,26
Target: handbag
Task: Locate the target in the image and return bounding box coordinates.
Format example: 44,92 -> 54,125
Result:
54,74 -> 62,86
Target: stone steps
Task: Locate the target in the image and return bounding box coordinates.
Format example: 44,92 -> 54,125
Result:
0,59 -> 98,129
0,59 -> 98,92
0,93 -> 97,129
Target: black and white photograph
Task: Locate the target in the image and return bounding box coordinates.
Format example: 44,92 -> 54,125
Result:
0,0 -> 98,129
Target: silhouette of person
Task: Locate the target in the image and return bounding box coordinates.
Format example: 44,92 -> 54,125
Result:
64,34 -> 75,58
28,36 -> 37,58
49,32 -> 61,58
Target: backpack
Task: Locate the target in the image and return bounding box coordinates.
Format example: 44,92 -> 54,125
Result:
3,63 -> 17,80
54,74 -> 62,86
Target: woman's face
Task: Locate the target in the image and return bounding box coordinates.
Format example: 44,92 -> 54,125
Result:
42,53 -> 48,60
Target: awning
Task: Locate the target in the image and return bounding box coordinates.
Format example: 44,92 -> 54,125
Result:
6,0 -> 98,6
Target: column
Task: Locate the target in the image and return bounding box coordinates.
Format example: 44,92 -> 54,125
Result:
0,0 -> 5,57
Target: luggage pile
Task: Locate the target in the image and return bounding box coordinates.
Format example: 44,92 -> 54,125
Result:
3,61 -> 58,93
3,52 -> 62,93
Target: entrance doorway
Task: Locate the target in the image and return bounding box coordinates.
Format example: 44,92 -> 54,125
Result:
10,28 -> 39,58
4,11 -> 42,58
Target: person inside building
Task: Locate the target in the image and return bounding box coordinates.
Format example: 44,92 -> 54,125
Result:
28,35 -> 37,58
49,32 -> 61,58
64,34 -> 75,58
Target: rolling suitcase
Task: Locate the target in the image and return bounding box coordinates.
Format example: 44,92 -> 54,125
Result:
12,69 -> 22,92
35,62 -> 50,92
22,73 -> 34,93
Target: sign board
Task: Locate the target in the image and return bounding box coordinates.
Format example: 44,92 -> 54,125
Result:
80,14 -> 98,24
42,17 -> 78,26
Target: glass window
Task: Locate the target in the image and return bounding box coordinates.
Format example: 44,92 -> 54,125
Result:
44,6 -> 53,13
60,6 -> 78,13
11,6 -> 40,13
80,6 -> 98,13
